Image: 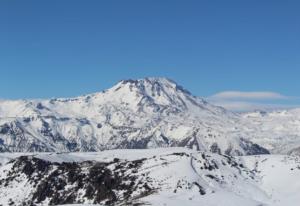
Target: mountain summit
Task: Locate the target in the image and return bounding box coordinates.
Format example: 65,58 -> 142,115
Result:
0,77 -> 269,155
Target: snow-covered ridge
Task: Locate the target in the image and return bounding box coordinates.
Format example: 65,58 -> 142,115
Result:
0,77 -> 269,155
0,148 -> 299,206
0,77 -> 299,155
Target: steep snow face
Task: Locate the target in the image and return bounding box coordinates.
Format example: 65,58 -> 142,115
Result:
0,78 -> 268,155
240,109 -> 300,154
0,148 -> 299,206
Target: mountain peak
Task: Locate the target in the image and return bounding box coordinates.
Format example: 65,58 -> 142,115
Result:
118,77 -> 177,88
116,77 -> 191,96
104,77 -> 198,112
121,77 -> 173,83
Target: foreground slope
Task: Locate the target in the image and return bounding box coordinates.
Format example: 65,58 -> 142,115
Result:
241,154 -> 300,206
0,148 -> 299,206
0,78 -> 268,155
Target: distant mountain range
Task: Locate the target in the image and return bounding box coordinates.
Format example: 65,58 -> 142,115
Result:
0,77 -> 300,155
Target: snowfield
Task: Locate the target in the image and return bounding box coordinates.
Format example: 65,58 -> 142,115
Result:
0,148 -> 299,206
241,155 -> 300,206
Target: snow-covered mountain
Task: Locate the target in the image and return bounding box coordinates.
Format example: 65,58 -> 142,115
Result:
240,109 -> 300,154
0,77 -> 269,155
0,148 -> 299,206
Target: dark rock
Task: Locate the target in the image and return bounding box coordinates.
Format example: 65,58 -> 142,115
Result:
1,156 -> 153,205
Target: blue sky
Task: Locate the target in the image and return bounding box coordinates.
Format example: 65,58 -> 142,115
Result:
0,0 -> 299,110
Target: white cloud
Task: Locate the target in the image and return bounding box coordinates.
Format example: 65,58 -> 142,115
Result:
210,100 -> 297,112
209,91 -> 289,100
207,91 -> 298,112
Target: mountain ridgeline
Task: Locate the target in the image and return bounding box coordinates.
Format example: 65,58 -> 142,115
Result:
0,77 -> 279,155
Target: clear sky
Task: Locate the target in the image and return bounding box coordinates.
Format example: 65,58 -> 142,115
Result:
1,0 -> 299,110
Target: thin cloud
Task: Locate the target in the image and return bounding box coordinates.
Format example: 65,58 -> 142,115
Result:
207,91 -> 298,112
210,100 -> 299,112
209,91 -> 290,100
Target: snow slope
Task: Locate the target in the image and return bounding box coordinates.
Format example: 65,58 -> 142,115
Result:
241,154 -> 300,205
0,78 -> 268,155
0,148 -> 299,206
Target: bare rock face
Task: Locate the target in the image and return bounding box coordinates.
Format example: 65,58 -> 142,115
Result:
0,156 -> 152,205
288,147 -> 300,156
